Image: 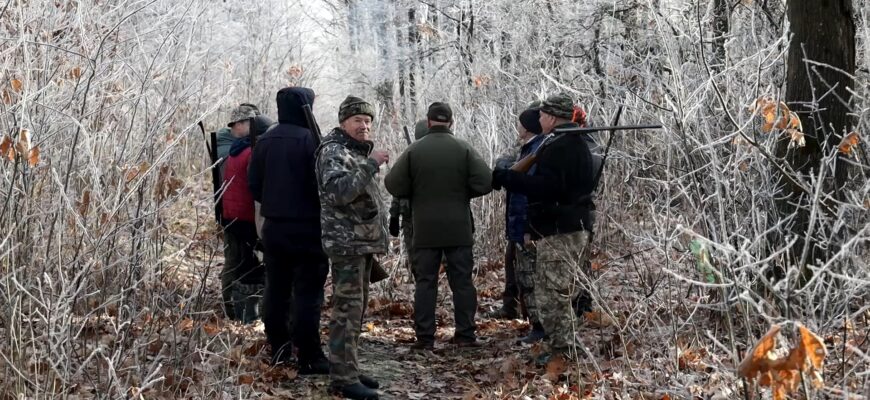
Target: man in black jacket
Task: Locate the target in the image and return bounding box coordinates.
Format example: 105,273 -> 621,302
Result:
248,87 -> 329,374
492,93 -> 595,364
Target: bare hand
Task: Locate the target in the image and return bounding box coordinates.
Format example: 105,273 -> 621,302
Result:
370,150 -> 390,166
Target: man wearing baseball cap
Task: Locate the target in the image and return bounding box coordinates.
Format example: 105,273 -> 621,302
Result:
385,101 -> 492,351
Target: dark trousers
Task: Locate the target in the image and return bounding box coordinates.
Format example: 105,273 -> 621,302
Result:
413,246 -> 477,343
221,221 -> 264,322
501,241 -> 520,313
262,248 -> 329,362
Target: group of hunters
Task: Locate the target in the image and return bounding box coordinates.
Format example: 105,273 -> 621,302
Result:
214,87 -> 601,400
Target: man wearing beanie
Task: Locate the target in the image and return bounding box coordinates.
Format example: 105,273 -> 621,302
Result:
491,93 -> 596,365
316,95 -> 388,400
387,119 -> 429,279
385,102 -> 492,350
490,107 -> 549,338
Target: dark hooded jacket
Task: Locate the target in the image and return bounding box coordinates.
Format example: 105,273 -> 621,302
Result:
248,87 -> 322,251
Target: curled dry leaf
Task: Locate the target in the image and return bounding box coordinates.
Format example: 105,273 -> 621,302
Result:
838,132 -> 860,156
10,79 -> 23,92
237,374 -> 254,385
15,129 -> 31,156
737,323 -> 828,400
0,135 -> 13,160
77,190 -> 91,216
27,146 -> 39,166
786,129 -> 806,148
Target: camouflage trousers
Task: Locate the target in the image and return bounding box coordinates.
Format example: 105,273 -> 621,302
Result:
534,230 -> 591,354
328,254 -> 373,386
515,242 -> 539,325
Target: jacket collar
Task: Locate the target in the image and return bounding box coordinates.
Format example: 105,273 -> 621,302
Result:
551,122 -> 580,135
426,125 -> 453,135
522,134 -> 545,151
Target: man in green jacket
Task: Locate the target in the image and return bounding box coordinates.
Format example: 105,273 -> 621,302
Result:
385,102 -> 492,349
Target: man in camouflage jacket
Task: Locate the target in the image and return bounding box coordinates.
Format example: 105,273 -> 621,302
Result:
316,96 -> 388,400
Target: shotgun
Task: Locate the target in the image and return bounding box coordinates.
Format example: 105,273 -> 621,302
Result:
199,121 -> 223,224
402,126 -> 412,146
510,123 -> 663,173
302,104 -> 322,148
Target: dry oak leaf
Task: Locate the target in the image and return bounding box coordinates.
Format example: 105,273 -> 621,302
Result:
27,145 -> 39,166
786,129 -> 806,148
10,79 -> 23,92
737,323 -> 828,400
838,131 -> 860,156
544,354 -> 568,381
0,135 -> 13,160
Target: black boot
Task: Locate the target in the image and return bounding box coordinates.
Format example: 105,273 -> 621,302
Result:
359,374 -> 380,389
298,356 -> 329,375
335,382 -> 379,400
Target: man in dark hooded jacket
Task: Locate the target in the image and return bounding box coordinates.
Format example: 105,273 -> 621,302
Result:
247,87 -> 330,374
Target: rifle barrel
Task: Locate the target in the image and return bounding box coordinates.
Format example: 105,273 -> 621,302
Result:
554,124 -> 663,134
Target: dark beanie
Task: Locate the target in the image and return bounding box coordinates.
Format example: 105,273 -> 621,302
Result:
414,119 -> 429,140
519,109 -> 542,135
338,96 -> 375,122
426,102 -> 453,123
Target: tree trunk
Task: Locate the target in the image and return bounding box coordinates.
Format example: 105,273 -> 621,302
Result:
775,0 -> 855,270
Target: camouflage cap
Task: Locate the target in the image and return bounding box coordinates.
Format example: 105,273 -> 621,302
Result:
338,96 -> 375,122
539,93 -> 574,119
227,103 -> 259,127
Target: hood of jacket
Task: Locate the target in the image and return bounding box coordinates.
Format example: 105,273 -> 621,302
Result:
276,87 -> 315,126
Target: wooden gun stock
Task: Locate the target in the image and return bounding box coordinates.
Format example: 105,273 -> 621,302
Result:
510,153 -> 537,173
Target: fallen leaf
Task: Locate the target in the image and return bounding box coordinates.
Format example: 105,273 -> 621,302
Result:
237,374 -> 254,385
544,354 -> 567,381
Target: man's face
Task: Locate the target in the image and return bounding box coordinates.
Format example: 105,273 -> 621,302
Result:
516,121 -> 533,142
230,119 -> 251,138
341,114 -> 373,141
539,112 -> 557,134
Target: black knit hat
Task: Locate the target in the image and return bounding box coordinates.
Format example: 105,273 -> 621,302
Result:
426,102 -> 453,123
519,109 -> 542,135
338,96 -> 375,122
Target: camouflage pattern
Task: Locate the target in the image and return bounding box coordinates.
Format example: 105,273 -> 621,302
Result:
389,197 -> 415,277
315,128 -> 388,257
328,254 -> 373,386
533,230 -> 591,354
514,242 -> 540,325
228,104 -> 259,126
338,96 -> 375,122
539,93 -> 575,119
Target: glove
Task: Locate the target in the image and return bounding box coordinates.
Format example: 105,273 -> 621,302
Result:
389,217 -> 400,237
492,169 -> 509,191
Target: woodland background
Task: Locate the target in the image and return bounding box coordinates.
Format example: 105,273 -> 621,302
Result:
0,0 -> 868,399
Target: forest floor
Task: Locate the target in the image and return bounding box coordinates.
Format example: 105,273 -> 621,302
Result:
51,188 -> 866,400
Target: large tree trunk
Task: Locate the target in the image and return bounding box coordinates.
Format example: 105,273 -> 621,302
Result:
775,0 -> 855,271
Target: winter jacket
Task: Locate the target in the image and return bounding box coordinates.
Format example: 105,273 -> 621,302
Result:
384,125 -> 492,248
315,128 -> 388,256
247,87 -> 322,251
493,122 -> 595,240
222,138 -> 256,222
505,134 -> 545,243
